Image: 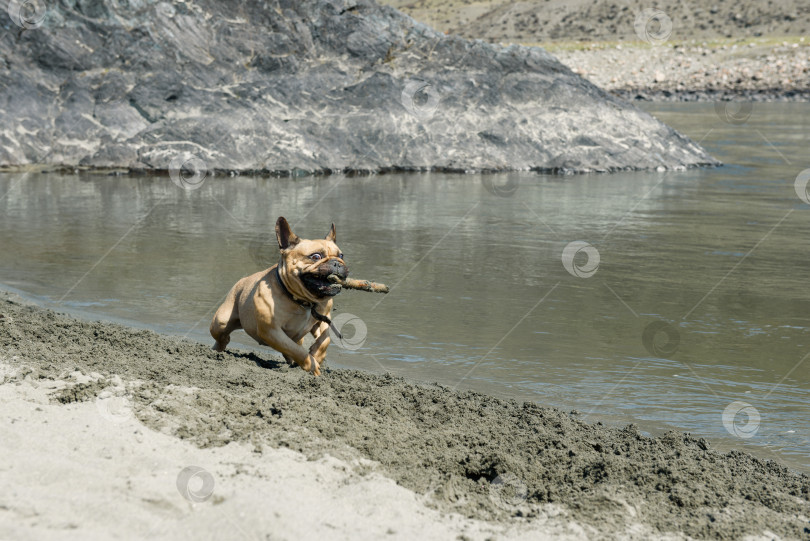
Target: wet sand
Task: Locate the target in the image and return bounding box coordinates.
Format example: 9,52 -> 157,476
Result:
1,290 -> 808,539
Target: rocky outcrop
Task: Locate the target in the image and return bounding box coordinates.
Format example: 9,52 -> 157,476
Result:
0,0 -> 718,175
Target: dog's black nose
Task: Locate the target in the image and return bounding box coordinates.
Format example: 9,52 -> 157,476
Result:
324,258 -> 349,279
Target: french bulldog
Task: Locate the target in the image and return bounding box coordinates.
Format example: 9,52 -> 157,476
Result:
210,217 -> 349,376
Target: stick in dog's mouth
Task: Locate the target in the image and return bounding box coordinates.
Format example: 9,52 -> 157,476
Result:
327,275 -> 389,294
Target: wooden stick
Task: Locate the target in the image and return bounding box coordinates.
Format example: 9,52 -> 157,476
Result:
328,275 -> 389,294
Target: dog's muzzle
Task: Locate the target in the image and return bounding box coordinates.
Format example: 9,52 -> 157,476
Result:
301,259 -> 349,297
323,259 -> 349,280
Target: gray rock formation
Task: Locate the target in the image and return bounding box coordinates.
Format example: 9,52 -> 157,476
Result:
0,0 -> 719,175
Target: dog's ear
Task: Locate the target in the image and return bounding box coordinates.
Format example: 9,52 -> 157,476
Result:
325,223 -> 336,242
275,217 -> 300,250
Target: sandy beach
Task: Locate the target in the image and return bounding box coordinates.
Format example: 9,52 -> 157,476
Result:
2,291 -> 808,539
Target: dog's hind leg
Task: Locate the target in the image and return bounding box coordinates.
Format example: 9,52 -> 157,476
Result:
210,298 -> 241,352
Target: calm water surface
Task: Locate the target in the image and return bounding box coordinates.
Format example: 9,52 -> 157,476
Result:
1,102 -> 808,471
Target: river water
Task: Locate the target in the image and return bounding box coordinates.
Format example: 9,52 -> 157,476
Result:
1,102 -> 808,472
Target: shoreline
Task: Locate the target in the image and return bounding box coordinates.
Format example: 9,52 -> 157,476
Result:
0,158 -> 721,177
611,89 -> 810,102
2,290 -> 808,538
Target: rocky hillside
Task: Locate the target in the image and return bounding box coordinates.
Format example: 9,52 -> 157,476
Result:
0,0 -> 717,174
382,0 -> 810,44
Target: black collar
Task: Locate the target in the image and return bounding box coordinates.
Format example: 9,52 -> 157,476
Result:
273,265 -> 344,340
274,266 -> 314,308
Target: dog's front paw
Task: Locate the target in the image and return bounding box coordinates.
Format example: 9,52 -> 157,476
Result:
305,354 -> 321,376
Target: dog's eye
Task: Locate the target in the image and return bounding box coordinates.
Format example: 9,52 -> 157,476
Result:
338,253 -> 344,259
310,253 -> 323,261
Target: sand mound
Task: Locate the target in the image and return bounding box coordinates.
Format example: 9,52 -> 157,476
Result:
1,292 -> 808,538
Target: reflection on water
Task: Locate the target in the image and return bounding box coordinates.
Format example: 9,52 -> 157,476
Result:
1,102 -> 808,472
